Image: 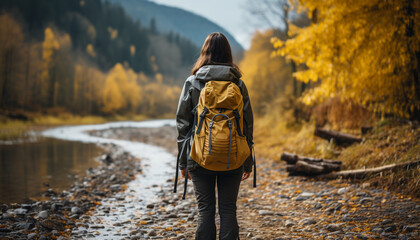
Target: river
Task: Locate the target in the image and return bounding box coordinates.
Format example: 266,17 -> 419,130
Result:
42,120 -> 177,239
1,120 -> 177,239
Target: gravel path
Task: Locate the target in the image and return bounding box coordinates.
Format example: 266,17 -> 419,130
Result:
92,126 -> 420,240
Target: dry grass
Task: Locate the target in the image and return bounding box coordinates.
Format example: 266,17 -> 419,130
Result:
254,108 -> 420,198
0,113 -> 150,141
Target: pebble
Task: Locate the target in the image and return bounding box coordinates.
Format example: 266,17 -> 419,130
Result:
371,227 -> 383,234
37,210 -> 49,218
258,210 -> 274,215
337,187 -> 350,194
14,208 -> 27,215
285,220 -> 296,227
299,218 -> 317,226
148,229 -> 157,236
71,207 -> 83,215
403,225 -> 417,232
27,233 -> 38,239
326,223 -> 342,232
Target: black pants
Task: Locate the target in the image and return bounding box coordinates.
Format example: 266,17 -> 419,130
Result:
190,166 -> 244,240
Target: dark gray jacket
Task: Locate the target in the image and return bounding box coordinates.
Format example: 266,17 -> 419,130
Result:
176,65 -> 254,172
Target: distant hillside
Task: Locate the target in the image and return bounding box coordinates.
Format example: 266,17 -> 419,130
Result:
107,0 -> 244,60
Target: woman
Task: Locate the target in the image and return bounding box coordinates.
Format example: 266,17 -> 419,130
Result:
175,32 -> 254,240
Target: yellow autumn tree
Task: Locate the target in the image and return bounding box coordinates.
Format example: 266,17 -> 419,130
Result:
102,63 -> 142,114
41,27 -> 60,103
272,0 -> 420,118
102,70 -> 124,114
240,29 -> 293,113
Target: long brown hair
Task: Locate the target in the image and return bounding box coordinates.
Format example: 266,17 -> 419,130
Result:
191,32 -> 240,75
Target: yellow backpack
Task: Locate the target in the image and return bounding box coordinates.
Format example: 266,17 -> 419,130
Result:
190,80 -> 250,171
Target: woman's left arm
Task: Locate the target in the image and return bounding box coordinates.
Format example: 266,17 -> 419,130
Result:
176,79 -> 194,170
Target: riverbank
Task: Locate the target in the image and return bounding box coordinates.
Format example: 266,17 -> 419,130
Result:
0,113 -> 150,142
0,140 -> 144,239
83,127 -> 420,239
0,120 -> 176,239
1,122 -> 419,239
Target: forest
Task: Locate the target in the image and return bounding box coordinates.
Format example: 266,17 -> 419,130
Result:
0,0 -> 199,117
240,0 -> 419,195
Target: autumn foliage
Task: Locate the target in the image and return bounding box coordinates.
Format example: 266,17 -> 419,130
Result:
0,13 -> 181,117
272,0 -> 420,119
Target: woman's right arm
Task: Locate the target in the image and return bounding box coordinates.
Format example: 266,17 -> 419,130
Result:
176,78 -> 194,170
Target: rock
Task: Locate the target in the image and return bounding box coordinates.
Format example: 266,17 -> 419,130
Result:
342,214 -> 352,221
359,197 -> 374,204
41,219 -> 65,231
300,192 -> 315,197
27,233 -> 38,239
337,187 -> 350,195
177,234 -> 186,239
403,225 -> 417,232
146,203 -> 155,209
90,225 -> 105,229
71,207 -> 83,215
299,218 -> 316,226
295,196 -> 307,201
38,210 -> 49,219
51,203 -> 63,211
326,224 -> 342,232
381,219 -> 392,225
314,203 -> 322,209
285,220 -> 296,227
384,225 -> 396,232
371,227 -> 383,234
246,232 -> 254,237
148,229 -> 157,236
14,208 -> 27,215
24,222 -> 35,230
252,236 -> 264,240
38,236 -> 48,240
258,210 -> 274,215
168,213 -> 178,218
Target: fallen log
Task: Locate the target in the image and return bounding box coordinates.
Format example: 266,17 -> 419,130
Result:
316,160 -> 420,179
281,152 -> 342,175
281,152 -> 342,165
295,160 -> 324,174
315,128 -> 362,146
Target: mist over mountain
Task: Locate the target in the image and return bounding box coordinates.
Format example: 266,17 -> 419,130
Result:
107,0 -> 244,60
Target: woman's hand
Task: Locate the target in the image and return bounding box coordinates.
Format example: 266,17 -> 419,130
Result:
241,171 -> 251,181
181,169 -> 192,180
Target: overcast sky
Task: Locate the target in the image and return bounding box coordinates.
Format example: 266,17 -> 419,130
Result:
150,0 -> 270,49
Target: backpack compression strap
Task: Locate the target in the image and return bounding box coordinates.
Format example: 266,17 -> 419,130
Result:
233,109 -> 243,136
208,114 -> 233,169
196,107 -> 208,134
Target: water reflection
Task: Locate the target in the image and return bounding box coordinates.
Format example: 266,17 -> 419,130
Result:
0,137 -> 101,204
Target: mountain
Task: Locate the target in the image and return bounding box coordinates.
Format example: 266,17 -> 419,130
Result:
107,0 -> 244,59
